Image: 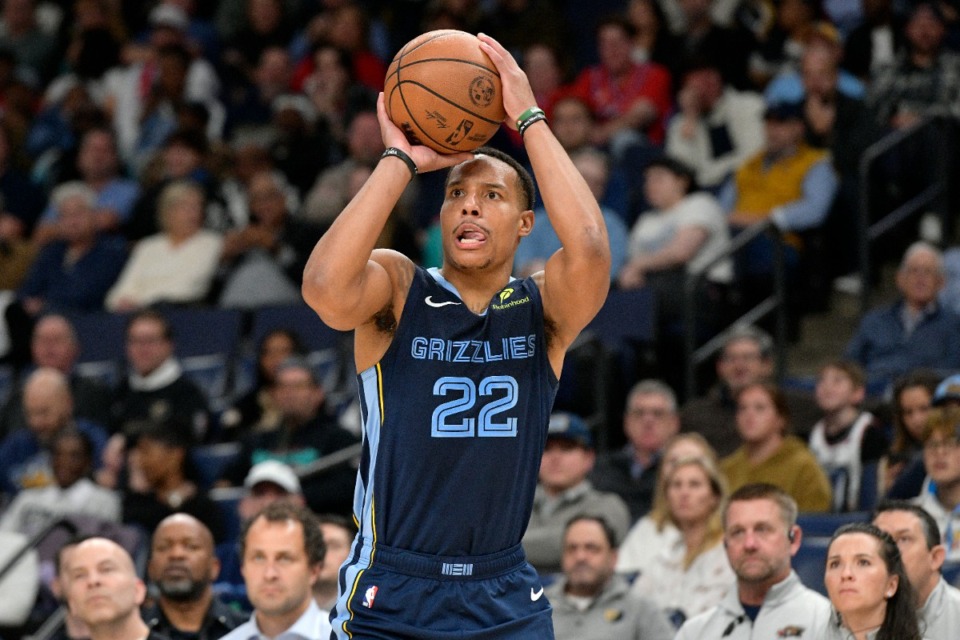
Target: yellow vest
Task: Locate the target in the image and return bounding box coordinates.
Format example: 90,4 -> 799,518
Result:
734,144 -> 828,224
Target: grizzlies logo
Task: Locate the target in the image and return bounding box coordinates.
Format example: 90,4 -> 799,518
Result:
469,76 -> 496,108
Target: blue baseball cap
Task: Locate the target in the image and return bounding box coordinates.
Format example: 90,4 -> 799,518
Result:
547,412 -> 593,449
933,374 -> 960,406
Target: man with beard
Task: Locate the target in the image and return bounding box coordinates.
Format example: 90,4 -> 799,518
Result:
546,515 -> 673,640
143,514 -> 245,640
675,484 -> 830,638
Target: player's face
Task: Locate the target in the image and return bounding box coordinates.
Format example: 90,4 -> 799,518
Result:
665,462 -> 718,528
241,518 -> 319,621
440,156 -> 532,273
623,392 -> 679,457
824,533 -> 897,622
724,499 -> 796,585
64,539 -> 145,628
874,510 -> 941,600
735,386 -> 785,445
815,367 -> 862,414
561,519 -> 617,596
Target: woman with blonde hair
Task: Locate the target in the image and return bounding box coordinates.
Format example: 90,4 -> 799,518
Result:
619,437 -> 734,626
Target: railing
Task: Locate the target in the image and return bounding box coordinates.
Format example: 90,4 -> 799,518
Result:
858,115 -> 956,314
682,219 -> 789,398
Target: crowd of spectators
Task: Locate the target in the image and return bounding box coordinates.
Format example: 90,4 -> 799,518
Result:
0,0 -> 959,637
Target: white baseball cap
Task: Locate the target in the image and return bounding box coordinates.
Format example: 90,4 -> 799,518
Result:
243,460 -> 302,494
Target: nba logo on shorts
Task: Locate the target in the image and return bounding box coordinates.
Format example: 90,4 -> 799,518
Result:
363,585 -> 379,608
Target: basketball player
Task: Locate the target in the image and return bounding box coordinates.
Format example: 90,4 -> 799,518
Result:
303,33 -> 610,639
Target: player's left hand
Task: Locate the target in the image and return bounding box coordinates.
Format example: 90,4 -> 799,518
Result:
477,33 -> 537,129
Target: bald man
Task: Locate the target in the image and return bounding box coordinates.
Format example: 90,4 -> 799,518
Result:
62,537 -> 167,640
143,514 -> 245,640
0,367 -> 108,496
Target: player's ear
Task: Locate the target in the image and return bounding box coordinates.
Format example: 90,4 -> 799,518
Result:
518,209 -> 534,237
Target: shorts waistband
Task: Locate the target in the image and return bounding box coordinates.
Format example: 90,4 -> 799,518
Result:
372,543 -> 526,580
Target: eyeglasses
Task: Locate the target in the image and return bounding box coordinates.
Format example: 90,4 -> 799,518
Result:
924,437 -> 960,453
627,407 -> 671,419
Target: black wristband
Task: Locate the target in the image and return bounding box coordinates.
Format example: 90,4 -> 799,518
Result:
381,147 -> 417,179
518,113 -> 547,137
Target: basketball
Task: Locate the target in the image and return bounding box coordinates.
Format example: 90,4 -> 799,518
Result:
384,30 -> 506,154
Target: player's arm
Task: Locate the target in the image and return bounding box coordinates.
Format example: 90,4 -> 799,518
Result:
479,35 -> 611,356
302,94 -> 471,332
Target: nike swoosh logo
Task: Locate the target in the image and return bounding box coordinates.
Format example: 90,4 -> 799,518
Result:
425,296 -> 461,308
530,586 -> 544,601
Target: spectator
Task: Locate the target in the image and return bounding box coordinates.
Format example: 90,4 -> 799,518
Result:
122,418 -> 224,542
514,147 -> 628,280
0,428 -> 119,535
61,537 -> 168,640
628,454 -> 735,626
521,42 -> 569,118
547,515 -> 675,640
808,360 -> 888,512
569,15 -> 672,151
50,537 -> 91,640
217,170 -> 326,308
680,325 -> 821,455
17,181 -> 127,315
0,121 -> 44,238
223,45 -> 293,132
763,26 -> 865,105
106,180 -> 223,311
590,379 -> 682,522
0,0 -> 57,82
845,242 -> 960,387
219,328 -> 305,439
0,367 -> 108,497
843,0 -> 904,80
269,92 -> 339,197
0,195 -> 37,292
523,412 -> 631,574
32,128 -> 140,245
109,309 -> 209,439
476,0 -> 570,57
747,0 -> 819,89
873,501 -> 960,636
675,483 -> 831,638
914,407 -> 960,560
314,514 -> 358,612
220,502 -> 332,640
867,1 -> 960,130
882,371 -> 939,495
223,357 -> 359,517
665,58 -> 765,190
674,0 -> 754,89
237,460 -> 306,523
143,513 -> 246,639
617,432 -> 718,575
720,382 -> 832,512
820,523 -> 922,639
625,0 -> 684,71
0,313 -> 112,439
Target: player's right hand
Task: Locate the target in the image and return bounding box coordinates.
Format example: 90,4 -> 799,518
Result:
376,93 -> 471,173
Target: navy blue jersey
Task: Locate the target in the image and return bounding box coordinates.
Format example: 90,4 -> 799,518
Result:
351,266 -> 558,556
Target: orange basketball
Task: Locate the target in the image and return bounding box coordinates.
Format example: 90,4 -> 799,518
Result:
384,30 -> 506,154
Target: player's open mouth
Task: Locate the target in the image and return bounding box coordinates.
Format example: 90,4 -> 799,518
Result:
455,224 -> 487,247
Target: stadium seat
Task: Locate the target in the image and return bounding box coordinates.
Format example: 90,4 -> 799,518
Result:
209,487 -> 243,545
793,537 -> 830,596
797,512 -> 869,538
191,442 -> 242,491
0,364 -> 13,407
164,307 -> 245,410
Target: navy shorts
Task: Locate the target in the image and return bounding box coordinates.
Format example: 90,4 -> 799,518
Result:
330,543 -> 554,639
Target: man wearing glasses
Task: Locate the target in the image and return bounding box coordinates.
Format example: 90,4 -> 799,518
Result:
915,407 -> 960,560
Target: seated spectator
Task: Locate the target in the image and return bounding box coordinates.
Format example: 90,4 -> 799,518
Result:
217,170 -> 326,308
0,428 -> 119,535
842,0 -> 904,80
0,202 -> 36,292
521,42 -> 570,119
222,357 -> 359,517
121,417 -> 224,543
0,122 -> 44,241
0,531 -> 39,629
269,92 -> 339,197
617,156 -> 732,331
523,412 -> 631,574
625,0 -> 684,72
720,382 -> 832,512
0,367 -> 108,497
106,180 -> 223,311
547,515 -> 675,640
237,459 -> 306,523
143,513 -> 246,639
747,0 -> 819,89
671,0 -> 754,90
808,360 -> 888,512
763,24 -> 865,104
590,379 -> 682,522
223,45 -> 293,133
665,58 -> 765,190
914,407 -> 960,560
0,313 -> 112,439
32,128 -> 140,245
108,309 -> 209,440
719,100 -> 838,277
514,148 -> 628,280
881,371 -> 939,494
0,0 -> 57,82
314,514 -> 358,612
617,432 -> 718,576
628,454 -> 735,626
17,181 -> 127,315
845,242 -> 960,388
569,15 -> 672,152
220,328 -> 305,439
680,325 -> 821,456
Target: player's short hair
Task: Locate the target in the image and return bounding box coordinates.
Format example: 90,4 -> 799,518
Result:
470,146 -> 535,211
722,483 -> 798,531
239,501 -> 326,566
874,500 -> 942,549
564,514 -> 618,548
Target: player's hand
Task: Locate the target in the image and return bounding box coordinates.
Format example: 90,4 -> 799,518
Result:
376,93 -> 471,173
477,33 -> 536,129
